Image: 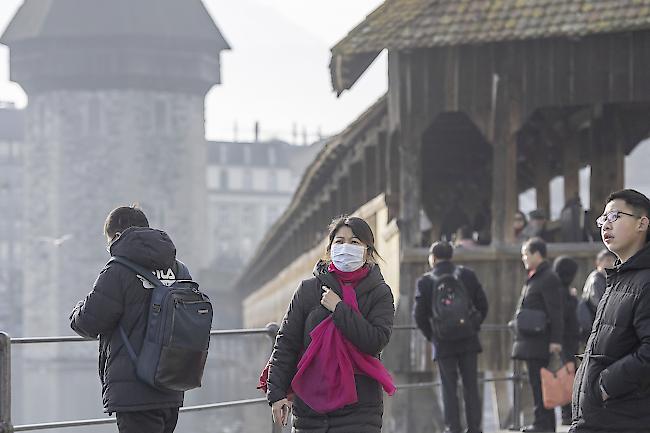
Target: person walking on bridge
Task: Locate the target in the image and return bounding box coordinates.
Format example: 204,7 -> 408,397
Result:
263,216 -> 396,433
413,241 -> 488,433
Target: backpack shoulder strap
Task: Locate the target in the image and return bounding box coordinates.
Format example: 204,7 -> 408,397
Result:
109,256 -> 165,365
109,256 -> 165,287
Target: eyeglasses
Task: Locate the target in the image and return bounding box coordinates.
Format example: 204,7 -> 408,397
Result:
596,210 -> 638,228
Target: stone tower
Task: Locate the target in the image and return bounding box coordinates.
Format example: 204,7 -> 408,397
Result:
1,0 -> 229,340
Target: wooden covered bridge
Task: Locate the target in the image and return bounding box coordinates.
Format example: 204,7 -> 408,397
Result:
236,1 -> 650,430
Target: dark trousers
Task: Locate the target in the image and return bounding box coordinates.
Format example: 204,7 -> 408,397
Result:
438,352 -> 482,433
526,359 -> 555,429
116,408 -> 179,433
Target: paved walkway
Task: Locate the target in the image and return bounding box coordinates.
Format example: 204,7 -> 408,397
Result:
497,426 -> 570,433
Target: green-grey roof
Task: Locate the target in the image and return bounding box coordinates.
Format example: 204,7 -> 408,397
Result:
1,0 -> 230,50
331,0 -> 650,92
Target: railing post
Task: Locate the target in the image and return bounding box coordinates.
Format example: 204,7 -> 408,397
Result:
507,322 -> 522,431
0,332 -> 13,433
265,323 -> 283,433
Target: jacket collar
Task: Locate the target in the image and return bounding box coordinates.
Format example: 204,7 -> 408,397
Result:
607,242 -> 650,277
313,260 -> 384,297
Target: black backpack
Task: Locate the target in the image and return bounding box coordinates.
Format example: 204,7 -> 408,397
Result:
429,266 -> 479,341
111,256 -> 213,392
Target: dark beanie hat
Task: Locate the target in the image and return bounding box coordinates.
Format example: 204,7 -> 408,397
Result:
553,255 -> 579,286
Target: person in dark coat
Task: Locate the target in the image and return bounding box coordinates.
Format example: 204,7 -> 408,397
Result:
577,249 -> 616,341
552,255 -> 580,426
266,216 -> 395,433
70,206 -> 189,433
512,237 -> 564,433
571,189 -> 650,433
413,241 -> 488,433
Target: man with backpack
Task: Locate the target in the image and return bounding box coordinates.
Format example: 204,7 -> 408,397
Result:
414,241 -> 489,433
70,206 -> 212,433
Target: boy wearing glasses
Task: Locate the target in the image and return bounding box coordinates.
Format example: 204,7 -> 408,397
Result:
571,189 -> 650,433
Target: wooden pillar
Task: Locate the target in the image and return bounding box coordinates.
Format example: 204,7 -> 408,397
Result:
562,135 -> 581,202
533,134 -> 551,218
489,49 -> 522,245
589,107 -> 624,213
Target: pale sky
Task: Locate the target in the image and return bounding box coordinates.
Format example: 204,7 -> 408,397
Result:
0,0 -> 387,143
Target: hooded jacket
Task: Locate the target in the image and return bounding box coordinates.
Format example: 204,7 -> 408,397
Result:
553,256 -> 581,359
571,243 -> 650,432
70,227 -> 187,413
266,261 -> 395,433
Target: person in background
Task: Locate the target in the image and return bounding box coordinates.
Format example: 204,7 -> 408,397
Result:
577,249 -> 616,341
414,241 -> 488,433
552,255 -> 580,426
522,209 -> 552,242
512,237 -> 564,433
514,210 -> 528,243
454,225 -> 477,248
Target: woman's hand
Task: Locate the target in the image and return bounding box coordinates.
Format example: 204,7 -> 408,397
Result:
271,398 -> 292,427
321,287 -> 342,312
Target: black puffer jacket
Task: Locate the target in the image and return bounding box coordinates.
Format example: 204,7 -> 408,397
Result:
512,261 -> 564,361
266,262 -> 395,433
571,243 -> 650,432
70,227 -> 188,413
553,256 -> 581,359
413,261 -> 489,359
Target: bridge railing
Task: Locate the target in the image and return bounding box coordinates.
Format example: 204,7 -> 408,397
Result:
0,324 -> 524,433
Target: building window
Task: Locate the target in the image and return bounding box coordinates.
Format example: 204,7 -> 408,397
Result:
220,170 -> 229,190
243,145 -> 252,165
220,144 -> 228,164
243,169 -> 253,190
207,166 -> 219,189
267,170 -> 278,191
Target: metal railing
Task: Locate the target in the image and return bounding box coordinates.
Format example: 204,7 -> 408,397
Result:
392,323 -> 524,431
0,325 -> 283,433
0,323 -> 524,433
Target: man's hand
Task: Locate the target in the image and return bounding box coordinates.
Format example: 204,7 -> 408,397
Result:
321,287 -> 342,312
549,343 -> 562,353
271,398 -> 292,427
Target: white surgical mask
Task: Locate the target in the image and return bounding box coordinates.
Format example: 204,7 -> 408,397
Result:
330,243 -> 366,272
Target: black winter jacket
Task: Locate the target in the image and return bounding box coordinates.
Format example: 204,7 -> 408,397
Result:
266,262 -> 395,433
554,256 -> 581,360
512,261 -> 564,361
571,243 -> 650,433
70,227 -> 188,413
413,261 -> 488,359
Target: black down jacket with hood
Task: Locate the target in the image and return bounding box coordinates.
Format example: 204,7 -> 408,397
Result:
70,227 -> 189,413
571,243 -> 650,433
266,261 -> 395,433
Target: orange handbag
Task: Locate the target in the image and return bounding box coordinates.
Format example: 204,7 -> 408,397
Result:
540,355 -> 575,409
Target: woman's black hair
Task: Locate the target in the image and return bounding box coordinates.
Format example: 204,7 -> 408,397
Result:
326,216 -> 381,263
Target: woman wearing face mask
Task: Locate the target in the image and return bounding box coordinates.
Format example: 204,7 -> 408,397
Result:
263,216 -> 396,433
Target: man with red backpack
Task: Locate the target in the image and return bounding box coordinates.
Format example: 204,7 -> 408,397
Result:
414,241 -> 489,433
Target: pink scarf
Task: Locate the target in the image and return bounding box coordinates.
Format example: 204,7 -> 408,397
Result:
290,263 -> 396,413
